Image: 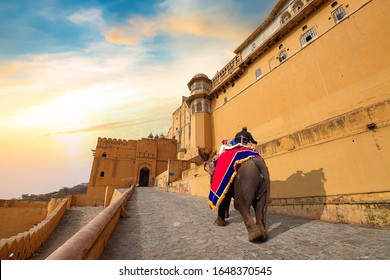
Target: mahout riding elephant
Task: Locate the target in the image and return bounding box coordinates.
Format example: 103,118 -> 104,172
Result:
204,156 -> 270,242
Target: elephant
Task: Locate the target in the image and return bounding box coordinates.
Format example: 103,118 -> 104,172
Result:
204,156 -> 270,242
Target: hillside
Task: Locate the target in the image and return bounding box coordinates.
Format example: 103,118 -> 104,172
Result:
20,183 -> 88,201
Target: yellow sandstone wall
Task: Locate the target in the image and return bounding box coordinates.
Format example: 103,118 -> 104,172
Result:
165,0 -> 390,226
82,137 -> 177,206
211,0 -> 389,147
157,164 -> 210,198
0,198 -> 70,260
0,201 -> 49,239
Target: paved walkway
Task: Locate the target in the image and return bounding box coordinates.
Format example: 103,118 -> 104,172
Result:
101,187 -> 390,260
29,206 -> 103,260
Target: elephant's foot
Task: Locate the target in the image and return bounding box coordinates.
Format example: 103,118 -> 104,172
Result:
248,226 -> 267,242
214,217 -> 227,226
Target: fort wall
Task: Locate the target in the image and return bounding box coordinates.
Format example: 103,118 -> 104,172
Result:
211,0 -> 388,147
160,0 -> 390,226
84,137 -> 177,206
0,197 -> 70,260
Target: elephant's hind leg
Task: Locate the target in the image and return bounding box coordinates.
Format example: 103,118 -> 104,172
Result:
236,204 -> 266,242
254,188 -> 269,241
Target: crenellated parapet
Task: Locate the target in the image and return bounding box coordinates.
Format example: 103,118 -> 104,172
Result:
97,137 -> 136,147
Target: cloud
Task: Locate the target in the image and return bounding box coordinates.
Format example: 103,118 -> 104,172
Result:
103,13 -> 251,46
66,1 -> 254,47
0,0 -> 279,199
1,0 -> 269,138
104,27 -> 142,46
54,117 -> 163,135
67,8 -> 104,25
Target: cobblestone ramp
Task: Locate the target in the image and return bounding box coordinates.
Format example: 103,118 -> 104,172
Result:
101,187 -> 390,260
29,206 -> 103,260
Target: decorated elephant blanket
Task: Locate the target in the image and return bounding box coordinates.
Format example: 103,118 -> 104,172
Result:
208,147 -> 261,210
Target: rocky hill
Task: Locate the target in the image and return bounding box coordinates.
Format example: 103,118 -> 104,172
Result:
20,183 -> 88,201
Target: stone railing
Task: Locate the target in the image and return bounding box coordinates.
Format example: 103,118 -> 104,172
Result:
211,55 -> 241,88
46,186 -> 135,260
0,197 -> 70,260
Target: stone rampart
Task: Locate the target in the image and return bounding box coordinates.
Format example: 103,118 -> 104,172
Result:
0,197 -> 70,260
97,137 -> 136,147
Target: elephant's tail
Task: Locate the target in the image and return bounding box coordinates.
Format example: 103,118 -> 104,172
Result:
252,157 -> 271,224
252,157 -> 270,199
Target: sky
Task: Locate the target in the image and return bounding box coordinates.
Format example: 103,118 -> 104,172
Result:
0,0 -> 278,199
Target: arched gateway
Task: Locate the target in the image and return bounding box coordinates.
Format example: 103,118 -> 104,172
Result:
139,167 -> 150,186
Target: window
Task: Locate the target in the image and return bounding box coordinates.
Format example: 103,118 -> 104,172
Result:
255,68 -> 262,80
190,81 -> 210,92
251,42 -> 257,51
300,28 -> 317,46
204,102 -> 210,113
279,50 -> 288,63
102,152 -> 107,158
279,44 -> 284,50
292,0 -> 304,13
191,104 -> 195,114
331,1 -> 338,8
196,101 -> 202,112
100,171 -> 105,177
333,7 -> 347,23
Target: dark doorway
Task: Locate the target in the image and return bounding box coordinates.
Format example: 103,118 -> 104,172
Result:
139,167 -> 150,186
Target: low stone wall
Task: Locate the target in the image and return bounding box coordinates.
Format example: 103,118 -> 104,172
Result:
0,197 -> 70,260
156,164 -> 210,198
269,191 -> 390,227
46,186 -> 135,260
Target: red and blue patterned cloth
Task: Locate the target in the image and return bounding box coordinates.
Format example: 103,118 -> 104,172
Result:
208,147 -> 261,210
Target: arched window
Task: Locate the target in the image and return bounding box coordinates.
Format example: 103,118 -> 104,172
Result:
279,50 -> 288,63
204,102 -> 210,113
196,101 -> 202,112
331,1 -> 338,8
100,171 -> 105,177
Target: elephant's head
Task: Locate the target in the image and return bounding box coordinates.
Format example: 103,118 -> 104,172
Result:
204,150 -> 217,182
203,160 -> 216,181
203,160 -> 214,174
